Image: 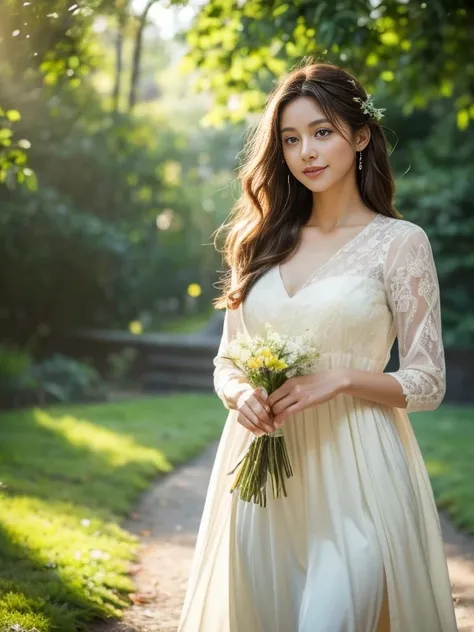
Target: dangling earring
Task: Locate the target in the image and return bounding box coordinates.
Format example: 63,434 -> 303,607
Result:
358,151 -> 363,171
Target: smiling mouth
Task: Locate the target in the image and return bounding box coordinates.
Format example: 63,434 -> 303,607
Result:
303,166 -> 327,174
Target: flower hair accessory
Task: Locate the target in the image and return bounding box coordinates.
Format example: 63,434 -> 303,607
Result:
353,93 -> 386,121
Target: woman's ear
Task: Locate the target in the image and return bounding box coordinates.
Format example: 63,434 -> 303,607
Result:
355,125 -> 371,152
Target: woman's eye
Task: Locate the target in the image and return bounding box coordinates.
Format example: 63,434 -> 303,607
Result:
284,129 -> 331,145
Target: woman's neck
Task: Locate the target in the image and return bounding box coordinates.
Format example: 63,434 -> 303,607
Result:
307,175 -> 373,230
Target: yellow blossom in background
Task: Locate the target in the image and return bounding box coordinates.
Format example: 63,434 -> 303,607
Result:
128,320 -> 143,335
187,283 -> 202,298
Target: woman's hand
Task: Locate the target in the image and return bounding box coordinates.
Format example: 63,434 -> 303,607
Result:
267,369 -> 349,427
236,386 -> 275,437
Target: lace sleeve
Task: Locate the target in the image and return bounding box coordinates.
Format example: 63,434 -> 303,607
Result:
384,225 -> 446,413
213,267 -> 250,409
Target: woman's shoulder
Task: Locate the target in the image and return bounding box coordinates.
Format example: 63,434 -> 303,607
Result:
379,214 -> 430,245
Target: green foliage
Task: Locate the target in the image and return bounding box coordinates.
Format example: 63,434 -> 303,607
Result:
30,354 -> 105,403
106,347 -> 139,386
0,0 -> 241,345
0,394 -> 225,631
0,346 -> 35,403
183,0 -> 474,126
0,108 -> 35,190
0,0 -> 112,84
0,345 -> 105,407
412,404 -> 474,533
393,103 -> 474,345
0,70 -> 238,343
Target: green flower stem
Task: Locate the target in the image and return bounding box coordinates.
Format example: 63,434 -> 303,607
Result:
228,432 -> 294,508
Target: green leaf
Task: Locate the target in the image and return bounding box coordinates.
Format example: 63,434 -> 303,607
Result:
380,31 -> 399,46
457,109 -> 470,131
24,168 -> 38,191
0,128 -> 13,140
6,109 -> 21,122
381,70 -> 395,82
273,4 -> 289,17
68,55 -> 80,69
366,52 -> 379,66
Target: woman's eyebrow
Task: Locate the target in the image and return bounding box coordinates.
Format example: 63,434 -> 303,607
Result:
280,118 -> 330,134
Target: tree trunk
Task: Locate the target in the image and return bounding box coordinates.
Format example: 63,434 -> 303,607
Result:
128,0 -> 157,112
112,12 -> 126,114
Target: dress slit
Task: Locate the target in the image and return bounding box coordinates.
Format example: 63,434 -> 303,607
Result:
376,571 -> 391,632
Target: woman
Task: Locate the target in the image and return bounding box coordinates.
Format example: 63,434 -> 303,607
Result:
178,61 -> 458,631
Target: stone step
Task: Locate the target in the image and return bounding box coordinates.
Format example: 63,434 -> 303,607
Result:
147,352 -> 215,373
142,370 -> 214,392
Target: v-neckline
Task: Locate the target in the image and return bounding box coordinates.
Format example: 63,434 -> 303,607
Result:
277,213 -> 382,300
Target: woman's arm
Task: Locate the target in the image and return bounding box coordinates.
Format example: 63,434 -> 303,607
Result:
268,367 -> 406,423
338,369 -> 408,409
213,267 -> 253,410
268,224 -> 446,423
342,225 -> 445,412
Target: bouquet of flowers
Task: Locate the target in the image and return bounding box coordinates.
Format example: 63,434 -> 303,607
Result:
224,324 -> 320,508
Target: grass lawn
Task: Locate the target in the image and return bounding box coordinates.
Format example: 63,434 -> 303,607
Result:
411,403 -> 474,533
0,394 -> 225,632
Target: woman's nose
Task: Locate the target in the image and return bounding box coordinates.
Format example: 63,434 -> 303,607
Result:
300,138 -> 317,161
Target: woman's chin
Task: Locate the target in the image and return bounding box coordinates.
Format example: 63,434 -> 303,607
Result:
302,179 -> 334,193
297,170 -> 335,193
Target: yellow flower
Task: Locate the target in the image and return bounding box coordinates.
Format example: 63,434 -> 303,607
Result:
267,358 -> 288,372
263,354 -> 278,367
248,357 -> 263,370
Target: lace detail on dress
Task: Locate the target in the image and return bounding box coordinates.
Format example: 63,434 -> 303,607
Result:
300,213 -> 415,287
383,226 -> 446,412
292,214 -> 446,412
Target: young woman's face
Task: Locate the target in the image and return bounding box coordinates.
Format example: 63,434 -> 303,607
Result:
280,96 -> 364,193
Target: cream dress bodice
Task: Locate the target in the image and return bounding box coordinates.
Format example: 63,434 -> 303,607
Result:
215,213 -> 445,414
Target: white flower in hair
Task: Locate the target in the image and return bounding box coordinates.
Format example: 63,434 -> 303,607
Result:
353,93 -> 386,121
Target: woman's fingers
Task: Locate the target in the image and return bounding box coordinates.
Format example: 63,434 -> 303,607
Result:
235,387 -> 278,435
247,398 -> 274,432
237,406 -> 266,436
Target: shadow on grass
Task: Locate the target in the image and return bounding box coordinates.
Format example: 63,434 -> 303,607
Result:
0,395 -> 224,631
0,518 -> 128,632
0,403 -> 173,631
0,404 -> 175,520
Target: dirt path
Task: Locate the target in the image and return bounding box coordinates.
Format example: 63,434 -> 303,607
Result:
91,441 -> 474,632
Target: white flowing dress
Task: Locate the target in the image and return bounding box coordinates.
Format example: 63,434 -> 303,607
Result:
178,213 -> 458,632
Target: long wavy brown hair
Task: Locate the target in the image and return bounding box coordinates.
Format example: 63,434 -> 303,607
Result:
213,60 -> 401,311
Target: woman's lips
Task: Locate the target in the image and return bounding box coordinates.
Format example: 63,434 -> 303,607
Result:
303,166 -> 327,178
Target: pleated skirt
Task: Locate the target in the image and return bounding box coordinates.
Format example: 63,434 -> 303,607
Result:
178,389 -> 458,631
